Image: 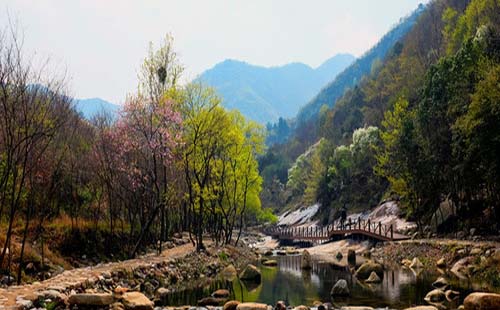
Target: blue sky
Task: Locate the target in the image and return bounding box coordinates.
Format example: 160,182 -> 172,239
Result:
0,0 -> 430,104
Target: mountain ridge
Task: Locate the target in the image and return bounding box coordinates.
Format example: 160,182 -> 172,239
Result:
198,53 -> 355,123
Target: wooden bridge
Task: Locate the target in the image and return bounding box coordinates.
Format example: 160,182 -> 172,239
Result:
265,218 -> 409,242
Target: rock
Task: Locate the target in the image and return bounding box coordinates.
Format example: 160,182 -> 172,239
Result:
212,289 -> 230,298
69,293 -> 114,306
222,264 -> 237,280
365,271 -> 382,283
410,257 -> 424,269
237,302 -> 268,310
239,264 -> 261,282
274,301 -> 286,310
15,298 -> 33,310
111,302 -> 126,310
436,257 -> 446,268
457,249 -> 467,256
339,307 -> 374,310
445,290 -> 460,301
301,250 -> 312,269
401,259 -> 412,267
330,279 -> 350,296
39,289 -> 67,303
155,287 -> 169,298
121,292 -> 154,310
430,196 -> 456,230
347,249 -> 356,264
277,250 -> 286,256
293,306 -> 309,310
317,305 -> 326,310
356,261 -> 384,280
432,277 -> 449,290
264,250 -> 273,256
464,292 -> 500,310
198,297 -> 225,306
224,301 -> 241,310
451,256 -> 475,279
262,260 -> 278,267
424,289 -> 446,303
469,228 -> 477,236
470,247 -> 482,255
403,307 -> 439,310
336,252 -> 343,260
457,231 -> 466,239
286,248 -> 299,255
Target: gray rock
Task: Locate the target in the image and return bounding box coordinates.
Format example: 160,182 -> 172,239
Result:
68,293 -> 114,306
239,264 -> 261,282
330,279 -> 350,296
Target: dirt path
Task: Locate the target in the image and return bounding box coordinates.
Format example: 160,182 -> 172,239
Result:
0,243 -> 195,309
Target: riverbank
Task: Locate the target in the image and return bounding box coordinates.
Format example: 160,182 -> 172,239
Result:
0,234 -> 258,310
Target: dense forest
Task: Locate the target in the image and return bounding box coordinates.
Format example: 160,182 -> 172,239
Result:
260,0 -> 500,233
0,30 -> 276,283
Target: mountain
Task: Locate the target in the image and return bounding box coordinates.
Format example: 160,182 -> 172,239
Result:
197,53 -> 355,124
296,4 -> 426,124
74,97 -> 120,120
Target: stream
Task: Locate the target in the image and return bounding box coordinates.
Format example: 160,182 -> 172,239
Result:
161,254 -> 496,310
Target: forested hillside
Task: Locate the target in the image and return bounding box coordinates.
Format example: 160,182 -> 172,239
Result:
261,0 -> 500,234
198,54 -> 355,124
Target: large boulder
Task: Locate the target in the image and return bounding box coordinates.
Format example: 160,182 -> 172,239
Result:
424,289 -> 446,303
365,271 -> 382,283
68,293 -> 114,306
239,264 -> 261,282
330,279 -> 350,296
430,196 -> 456,230
121,292 -> 153,310
236,302 -> 269,310
301,250 -> 312,269
355,261 -> 383,280
224,300 -> 241,310
464,292 -> 500,310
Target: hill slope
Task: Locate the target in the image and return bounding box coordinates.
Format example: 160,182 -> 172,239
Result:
74,98 -> 120,120
198,54 -> 355,124
296,4 -> 426,124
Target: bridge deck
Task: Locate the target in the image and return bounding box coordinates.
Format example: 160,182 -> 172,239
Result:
265,218 -> 409,242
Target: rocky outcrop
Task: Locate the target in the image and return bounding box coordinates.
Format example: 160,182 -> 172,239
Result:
240,264 -> 262,282
330,279 -> 350,296
301,250 -> 312,269
355,261 -> 383,280
464,292 -> 500,310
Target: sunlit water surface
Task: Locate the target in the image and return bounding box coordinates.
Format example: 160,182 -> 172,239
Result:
161,254 -> 497,310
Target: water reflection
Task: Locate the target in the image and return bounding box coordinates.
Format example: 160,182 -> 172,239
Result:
161,254 -> 497,309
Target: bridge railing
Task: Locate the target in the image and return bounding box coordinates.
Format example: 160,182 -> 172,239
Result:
264,217 -> 394,241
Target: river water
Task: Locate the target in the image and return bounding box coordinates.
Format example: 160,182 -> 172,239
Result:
162,254 -> 495,310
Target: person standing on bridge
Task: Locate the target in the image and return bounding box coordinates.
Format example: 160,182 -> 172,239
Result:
340,204 -> 347,230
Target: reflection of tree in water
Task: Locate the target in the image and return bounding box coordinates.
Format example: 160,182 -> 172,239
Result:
159,254 -> 470,309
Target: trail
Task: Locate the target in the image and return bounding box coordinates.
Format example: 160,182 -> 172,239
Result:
0,243 -> 194,309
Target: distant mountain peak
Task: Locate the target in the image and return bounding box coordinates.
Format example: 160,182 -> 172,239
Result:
75,97 -> 120,120
198,53 -> 355,124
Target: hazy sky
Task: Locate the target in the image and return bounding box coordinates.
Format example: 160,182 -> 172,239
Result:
0,0 -> 429,104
